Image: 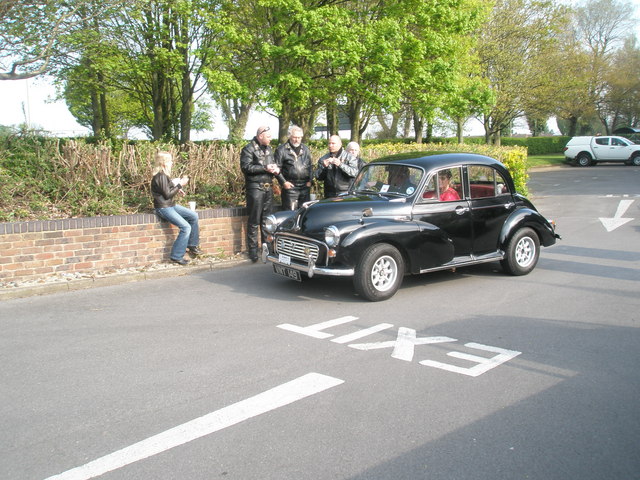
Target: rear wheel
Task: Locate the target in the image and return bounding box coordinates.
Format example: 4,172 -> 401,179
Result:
576,153 -> 592,167
354,243 -> 404,301
501,228 -> 540,276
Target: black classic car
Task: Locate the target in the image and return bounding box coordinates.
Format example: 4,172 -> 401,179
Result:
262,153 -> 560,301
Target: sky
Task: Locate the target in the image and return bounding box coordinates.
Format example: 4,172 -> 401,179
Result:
1,0 -> 638,140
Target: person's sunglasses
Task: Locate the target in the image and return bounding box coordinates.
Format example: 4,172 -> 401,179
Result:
257,126 -> 270,136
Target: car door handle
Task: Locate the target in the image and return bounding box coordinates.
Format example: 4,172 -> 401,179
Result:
455,205 -> 469,215
504,202 -> 515,210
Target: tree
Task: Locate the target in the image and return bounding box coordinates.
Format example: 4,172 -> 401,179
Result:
62,62 -> 142,138
601,37 -> 640,130
86,0 -> 219,142
477,0 -> 566,144
442,75 -> 493,143
0,0 -> 126,80
573,0 -> 636,133
400,0 -> 491,143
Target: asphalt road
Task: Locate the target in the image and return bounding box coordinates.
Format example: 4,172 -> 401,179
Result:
1,165 -> 639,480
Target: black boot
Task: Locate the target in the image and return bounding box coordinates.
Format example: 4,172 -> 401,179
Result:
248,224 -> 260,262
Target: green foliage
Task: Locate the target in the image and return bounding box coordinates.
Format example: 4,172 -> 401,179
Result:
501,136 -> 571,155
477,0 -> 569,143
1,134 -> 537,221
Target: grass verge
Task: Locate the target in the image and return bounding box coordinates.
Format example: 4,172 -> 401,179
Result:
527,153 -> 568,168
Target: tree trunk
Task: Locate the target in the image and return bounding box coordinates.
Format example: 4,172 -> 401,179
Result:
456,117 -> 464,143
278,99 -> 293,143
179,69 -> 192,144
483,115 -> 491,144
376,110 -> 401,139
98,71 -> 110,139
90,87 -> 102,138
292,106 -> 318,141
402,114 -> 412,138
425,122 -> 433,143
151,71 -> 165,141
376,111 -> 393,138
219,97 -> 253,141
348,99 -> 362,143
568,115 -> 578,137
413,111 -> 424,143
326,100 -> 338,138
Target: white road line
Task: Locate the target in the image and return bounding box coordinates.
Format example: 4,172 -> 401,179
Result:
331,323 -> 394,344
44,373 -> 344,480
420,343 -> 521,377
278,315 -> 359,339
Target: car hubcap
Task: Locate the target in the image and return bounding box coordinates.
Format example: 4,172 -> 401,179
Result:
371,255 -> 397,292
515,237 -> 535,267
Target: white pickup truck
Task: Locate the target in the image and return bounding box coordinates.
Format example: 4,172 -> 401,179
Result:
563,135 -> 640,166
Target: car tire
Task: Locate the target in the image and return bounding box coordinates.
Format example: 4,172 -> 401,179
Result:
501,227 -> 540,276
576,153 -> 592,167
354,243 -> 404,301
631,154 -> 640,166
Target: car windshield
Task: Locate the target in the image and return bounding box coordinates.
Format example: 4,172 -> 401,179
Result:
353,164 -> 423,197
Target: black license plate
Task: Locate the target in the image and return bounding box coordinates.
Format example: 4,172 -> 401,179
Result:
273,264 -> 302,282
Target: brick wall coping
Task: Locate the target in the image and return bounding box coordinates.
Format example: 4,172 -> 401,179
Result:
0,206 -> 247,235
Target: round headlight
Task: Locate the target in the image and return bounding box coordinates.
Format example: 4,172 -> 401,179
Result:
324,225 -> 340,247
264,215 -> 278,234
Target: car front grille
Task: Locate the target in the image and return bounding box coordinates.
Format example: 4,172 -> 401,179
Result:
275,236 -> 320,262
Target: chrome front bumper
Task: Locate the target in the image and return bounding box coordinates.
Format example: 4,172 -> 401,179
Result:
262,244 -> 354,278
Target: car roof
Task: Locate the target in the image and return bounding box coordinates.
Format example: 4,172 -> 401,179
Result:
371,152 -> 505,171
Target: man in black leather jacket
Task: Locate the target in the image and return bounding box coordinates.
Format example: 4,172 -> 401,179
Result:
315,135 -> 359,198
240,126 -> 288,262
274,125 -> 312,210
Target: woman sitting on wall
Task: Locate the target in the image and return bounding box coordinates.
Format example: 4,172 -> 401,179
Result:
150,151 -> 204,265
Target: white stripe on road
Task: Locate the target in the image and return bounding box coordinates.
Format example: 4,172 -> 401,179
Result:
278,316 -> 359,339
45,373 -> 344,480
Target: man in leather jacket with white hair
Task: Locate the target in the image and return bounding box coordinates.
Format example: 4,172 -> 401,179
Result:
274,125 -> 312,210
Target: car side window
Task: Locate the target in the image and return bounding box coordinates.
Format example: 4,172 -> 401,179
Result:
496,171 -> 509,195
612,138 -> 627,146
419,167 -> 462,202
468,166 -> 508,198
595,137 -> 609,146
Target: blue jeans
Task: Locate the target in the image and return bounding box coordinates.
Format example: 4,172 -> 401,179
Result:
155,204 -> 199,261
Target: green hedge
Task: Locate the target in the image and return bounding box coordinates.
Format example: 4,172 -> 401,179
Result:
500,136 -> 570,155
0,135 -> 529,221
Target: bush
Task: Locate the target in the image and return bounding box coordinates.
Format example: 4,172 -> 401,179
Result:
0,135 -> 531,221
501,136 -> 570,155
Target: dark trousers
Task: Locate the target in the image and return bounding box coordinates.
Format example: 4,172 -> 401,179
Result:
282,185 -> 311,210
246,186 -> 273,254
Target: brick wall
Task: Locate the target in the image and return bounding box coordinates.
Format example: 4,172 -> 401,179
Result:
0,207 -> 248,284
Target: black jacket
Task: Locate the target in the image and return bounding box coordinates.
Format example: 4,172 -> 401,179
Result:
151,171 -> 183,208
315,148 -> 359,197
274,141 -> 313,186
240,138 -> 286,188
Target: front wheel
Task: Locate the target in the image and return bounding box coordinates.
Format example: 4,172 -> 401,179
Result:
501,228 -> 540,276
354,243 -> 404,301
631,154 -> 640,166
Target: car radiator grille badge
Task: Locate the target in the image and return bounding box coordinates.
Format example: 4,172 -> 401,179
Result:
276,237 -> 320,262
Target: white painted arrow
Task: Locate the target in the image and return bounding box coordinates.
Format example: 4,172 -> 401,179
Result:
599,199 -> 635,232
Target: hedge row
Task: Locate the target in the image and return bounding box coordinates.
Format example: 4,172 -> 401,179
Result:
0,135 -> 529,222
